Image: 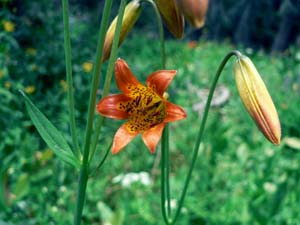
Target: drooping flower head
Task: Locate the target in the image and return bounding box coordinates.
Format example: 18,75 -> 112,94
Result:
234,55 -> 281,145
176,0 -> 209,28
155,0 -> 185,39
97,59 -> 187,154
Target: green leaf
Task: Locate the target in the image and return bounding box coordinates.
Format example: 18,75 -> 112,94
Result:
20,90 -> 80,168
110,209 -> 125,225
12,173 -> 29,202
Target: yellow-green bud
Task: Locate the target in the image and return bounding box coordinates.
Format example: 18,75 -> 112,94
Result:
234,56 -> 281,145
102,0 -> 142,62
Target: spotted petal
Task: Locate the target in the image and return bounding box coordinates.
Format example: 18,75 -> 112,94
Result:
164,101 -> 187,122
96,94 -> 132,119
112,124 -> 139,154
142,123 -> 165,153
146,70 -> 177,97
115,58 -> 141,94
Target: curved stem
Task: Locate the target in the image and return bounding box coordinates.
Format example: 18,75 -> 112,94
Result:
73,0 -> 114,224
90,141 -> 112,177
143,0 -> 166,69
89,0 -> 127,162
62,0 -> 81,158
169,50 -> 242,225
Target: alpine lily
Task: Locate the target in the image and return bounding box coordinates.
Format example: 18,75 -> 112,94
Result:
96,59 -> 187,154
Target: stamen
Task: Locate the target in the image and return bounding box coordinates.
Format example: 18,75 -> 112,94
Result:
146,96 -> 153,105
120,85 -> 167,132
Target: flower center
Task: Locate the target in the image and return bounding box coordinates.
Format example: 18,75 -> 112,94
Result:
118,85 -> 166,133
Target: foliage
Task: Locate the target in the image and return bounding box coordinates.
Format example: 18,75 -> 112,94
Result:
1,1 -> 300,225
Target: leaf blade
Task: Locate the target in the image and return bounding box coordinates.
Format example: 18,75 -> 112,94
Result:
20,91 -> 80,168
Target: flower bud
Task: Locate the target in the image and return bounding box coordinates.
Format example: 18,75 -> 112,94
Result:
176,0 -> 209,28
155,0 -> 184,39
102,0 -> 142,62
234,56 -> 281,145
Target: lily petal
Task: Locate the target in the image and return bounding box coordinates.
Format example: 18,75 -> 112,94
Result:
164,101 -> 187,122
142,123 -> 165,153
96,94 -> 132,119
115,58 -> 141,94
112,124 -> 139,154
146,70 -> 177,97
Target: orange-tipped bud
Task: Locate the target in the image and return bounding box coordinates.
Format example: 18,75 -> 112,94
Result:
234,56 -> 281,145
176,0 -> 209,28
155,0 -> 184,39
102,0 -> 142,62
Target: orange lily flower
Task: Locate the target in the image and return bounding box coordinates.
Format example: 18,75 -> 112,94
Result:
96,59 -> 187,154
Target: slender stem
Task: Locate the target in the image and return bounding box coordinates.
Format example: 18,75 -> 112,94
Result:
142,0 -> 171,222
170,50 -> 242,225
62,0 -> 80,158
82,0 -> 114,163
73,0 -> 114,224
89,0 -> 128,162
90,141 -> 112,177
161,125 -> 171,224
89,117 -> 104,161
73,164 -> 88,225
143,0 -> 166,69
161,127 -> 169,224
164,126 -> 171,217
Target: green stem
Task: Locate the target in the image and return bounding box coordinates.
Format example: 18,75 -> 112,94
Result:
62,0 -> 80,158
143,0 -> 166,69
89,0 -> 127,162
165,127 -> 171,217
90,141 -> 112,177
142,0 -> 171,222
170,50 -> 242,225
73,0 -> 114,224
161,125 -> 171,224
73,164 -> 88,225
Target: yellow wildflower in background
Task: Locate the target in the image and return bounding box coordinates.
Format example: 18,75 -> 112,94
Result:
30,64 -> 38,71
5,81 -> 11,89
2,20 -> 15,32
0,70 -> 5,79
25,85 -> 36,94
82,62 -> 93,73
26,48 -> 37,56
60,80 -> 68,92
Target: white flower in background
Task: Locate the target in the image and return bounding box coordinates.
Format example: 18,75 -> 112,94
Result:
263,182 -> 277,194
112,171 -> 152,187
164,199 -> 177,210
17,201 -> 27,210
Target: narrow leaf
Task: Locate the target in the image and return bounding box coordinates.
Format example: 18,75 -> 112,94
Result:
20,91 -> 80,168
12,173 -> 29,202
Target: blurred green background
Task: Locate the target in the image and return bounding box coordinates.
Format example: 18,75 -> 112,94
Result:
1,0 -> 300,224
